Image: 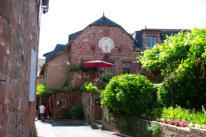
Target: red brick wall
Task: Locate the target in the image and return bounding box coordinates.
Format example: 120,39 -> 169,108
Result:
46,51 -> 69,90
69,26 -> 137,76
0,1 -> 40,137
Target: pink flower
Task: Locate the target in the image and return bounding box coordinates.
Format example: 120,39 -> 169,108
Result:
170,119 -> 175,125
180,120 -> 187,127
175,120 -> 180,126
163,118 -> 168,124
147,116 -> 156,121
94,78 -> 99,82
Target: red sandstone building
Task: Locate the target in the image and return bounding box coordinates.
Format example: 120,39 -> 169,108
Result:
0,1 -> 49,137
41,16 -> 184,122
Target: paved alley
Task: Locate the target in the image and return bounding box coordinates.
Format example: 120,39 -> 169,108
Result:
35,120 -> 120,137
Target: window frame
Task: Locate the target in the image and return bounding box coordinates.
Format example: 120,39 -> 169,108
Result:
146,36 -> 157,48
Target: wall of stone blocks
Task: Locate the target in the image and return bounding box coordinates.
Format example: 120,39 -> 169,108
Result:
0,1 -> 40,137
102,109 -> 206,137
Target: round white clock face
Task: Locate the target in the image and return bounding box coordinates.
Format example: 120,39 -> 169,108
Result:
98,37 -> 114,53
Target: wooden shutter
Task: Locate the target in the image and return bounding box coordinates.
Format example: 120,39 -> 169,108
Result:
29,49 -> 37,102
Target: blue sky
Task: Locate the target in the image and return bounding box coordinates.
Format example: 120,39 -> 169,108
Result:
38,0 -> 206,58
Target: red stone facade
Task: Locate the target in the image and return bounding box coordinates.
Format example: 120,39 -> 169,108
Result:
0,1 -> 41,137
45,51 -> 69,90
68,26 -> 137,75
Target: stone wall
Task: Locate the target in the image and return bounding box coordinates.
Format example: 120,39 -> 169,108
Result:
0,1 -> 40,137
102,109 -> 206,137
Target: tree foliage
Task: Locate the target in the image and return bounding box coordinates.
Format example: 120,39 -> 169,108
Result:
141,27 -> 206,78
36,84 -> 56,96
140,27 -> 206,108
101,74 -> 157,116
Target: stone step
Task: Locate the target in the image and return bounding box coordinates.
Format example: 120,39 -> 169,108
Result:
92,122 -> 103,129
95,120 -> 102,124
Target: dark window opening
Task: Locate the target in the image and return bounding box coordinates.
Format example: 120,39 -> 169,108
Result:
92,47 -> 95,51
95,99 -> 100,106
123,68 -> 131,74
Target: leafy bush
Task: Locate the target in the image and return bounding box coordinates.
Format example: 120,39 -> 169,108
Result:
146,123 -> 160,137
70,105 -> 84,120
63,109 -> 71,119
161,106 -> 206,125
100,73 -> 113,82
61,77 -> 68,90
80,82 -> 99,92
121,119 -> 133,134
80,82 -> 89,91
101,74 -> 157,116
67,60 -> 97,72
85,82 -> 99,92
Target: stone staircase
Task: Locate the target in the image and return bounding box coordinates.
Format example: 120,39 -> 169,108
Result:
92,120 -> 103,129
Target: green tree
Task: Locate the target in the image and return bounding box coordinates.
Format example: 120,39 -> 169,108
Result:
140,27 -> 206,109
36,84 -> 56,96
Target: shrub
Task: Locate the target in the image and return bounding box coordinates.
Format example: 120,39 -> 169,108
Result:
70,105 -> 84,120
157,78 -> 205,109
100,73 -> 113,82
101,74 -> 157,117
61,77 -> 68,90
80,82 -> 99,92
63,109 -> 71,119
146,123 -> 160,137
86,82 -> 99,92
80,82 -> 89,91
121,119 -> 133,134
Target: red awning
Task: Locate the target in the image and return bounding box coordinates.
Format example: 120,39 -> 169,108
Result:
83,60 -> 114,68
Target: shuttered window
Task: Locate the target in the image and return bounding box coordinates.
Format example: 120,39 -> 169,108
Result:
29,49 -> 37,102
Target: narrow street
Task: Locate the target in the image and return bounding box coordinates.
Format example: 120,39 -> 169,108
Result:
35,120 -> 119,137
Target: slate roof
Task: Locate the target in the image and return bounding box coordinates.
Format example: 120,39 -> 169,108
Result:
68,15 -> 127,43
134,31 -> 144,51
88,15 -> 121,27
43,44 -> 66,62
37,59 -> 45,76
160,30 -> 180,41
68,31 -> 82,42
133,29 -> 186,51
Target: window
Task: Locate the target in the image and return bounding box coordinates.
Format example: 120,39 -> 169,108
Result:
123,68 -> 131,74
56,99 -> 66,108
88,95 -> 92,107
95,99 -> 101,106
146,36 -> 157,48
